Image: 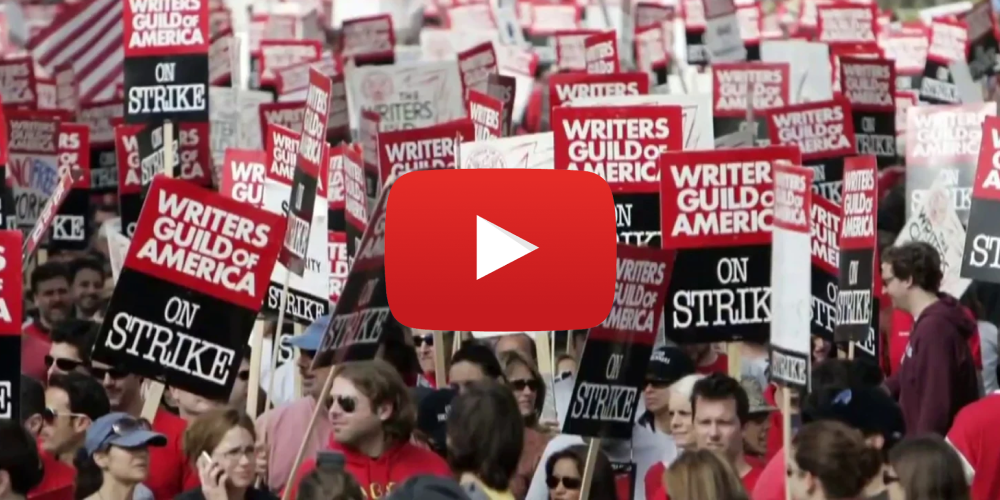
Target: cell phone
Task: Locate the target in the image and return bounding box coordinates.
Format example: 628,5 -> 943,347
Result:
198,451 -> 214,470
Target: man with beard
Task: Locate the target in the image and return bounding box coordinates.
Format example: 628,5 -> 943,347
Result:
89,360 -> 196,499
23,264 -> 74,381
68,258 -> 104,320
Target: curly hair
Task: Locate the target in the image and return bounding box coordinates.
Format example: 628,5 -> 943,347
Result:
881,242 -> 943,293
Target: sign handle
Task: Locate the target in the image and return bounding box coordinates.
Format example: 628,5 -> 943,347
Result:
139,121 -> 175,423
280,357 -> 338,500
727,343 -> 742,378
434,332 -> 448,388
293,323 -> 304,399
247,319 -> 266,415
264,272 -> 293,412
783,388 -> 793,500
579,437 -> 602,499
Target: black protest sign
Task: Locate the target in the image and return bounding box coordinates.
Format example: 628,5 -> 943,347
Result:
137,123 -> 181,191
563,244 -> 673,439
49,124 -> 91,253
918,19 -> 967,105
313,179 -> 391,368
343,145 -> 367,264
80,99 -> 123,195
660,146 -> 801,344
835,156 -> 878,343
840,57 -> 897,168
962,116 -> 1000,283
963,2 -> 1000,82
123,0 -> 210,124
811,194 -> 840,342
92,177 -> 284,399
0,230 -> 21,421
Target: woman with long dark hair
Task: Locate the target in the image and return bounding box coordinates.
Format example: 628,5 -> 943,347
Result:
543,445 -> 617,500
75,413 -> 164,500
887,436 -> 971,500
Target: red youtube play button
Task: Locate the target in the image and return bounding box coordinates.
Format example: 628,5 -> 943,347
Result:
386,169 -> 616,331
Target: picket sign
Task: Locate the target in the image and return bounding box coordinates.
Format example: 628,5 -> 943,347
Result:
580,437 -> 602,499
139,121 -> 174,423
435,331 -> 447,387
263,271 -> 293,413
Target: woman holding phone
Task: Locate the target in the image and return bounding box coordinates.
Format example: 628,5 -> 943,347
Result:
178,408 -> 277,500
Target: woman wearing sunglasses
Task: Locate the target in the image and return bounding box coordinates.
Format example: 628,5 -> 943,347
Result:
543,445 -> 617,500
180,408 -> 276,500
77,413 -> 166,500
499,351 -> 552,499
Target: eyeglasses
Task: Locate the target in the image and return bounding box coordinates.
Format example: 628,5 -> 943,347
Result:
91,365 -> 128,380
413,335 -> 434,347
42,407 -> 88,424
882,274 -> 897,288
44,355 -> 85,372
325,395 -> 357,414
111,415 -> 151,436
237,370 -> 250,381
220,445 -> 256,461
509,379 -> 541,392
546,476 -> 582,490
644,379 -> 672,389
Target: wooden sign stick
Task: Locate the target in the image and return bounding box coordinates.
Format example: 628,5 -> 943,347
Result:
140,120 -> 174,422
783,389 -> 793,500
434,331 -> 448,388
264,272 -> 293,411
579,437 -> 602,499
246,318 -> 266,415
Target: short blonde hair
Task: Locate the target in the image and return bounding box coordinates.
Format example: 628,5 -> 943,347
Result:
670,374 -> 706,399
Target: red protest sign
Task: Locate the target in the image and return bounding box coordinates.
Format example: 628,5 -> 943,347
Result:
23,166 -> 74,259
767,99 -> 857,161
258,40 -> 321,85
378,119 -> 474,181
555,30 -> 601,72
468,91 -> 503,140
259,101 -> 304,143
553,105 -> 683,192
712,62 -> 790,117
817,3 -> 877,45
0,231 -> 21,336
221,148 -> 266,208
328,146 -> 346,216
265,123 -> 299,186
548,72 -> 650,110
343,145 -> 368,261
329,231 -> 348,304
840,156 -> 878,251
360,110 -> 381,200
457,41 -> 497,98
812,192 -> 841,277
584,31 -> 619,74
0,57 -> 37,110
123,0 -> 210,57
342,14 -> 395,63
840,56 -> 895,112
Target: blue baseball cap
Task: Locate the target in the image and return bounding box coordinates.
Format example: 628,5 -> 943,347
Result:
285,315 -> 332,351
84,413 -> 167,455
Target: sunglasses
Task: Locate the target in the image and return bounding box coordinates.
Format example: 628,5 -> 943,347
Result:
237,370 -> 250,381
325,395 -> 357,414
546,476 -> 582,490
42,407 -> 88,424
413,335 -> 434,347
91,365 -> 128,380
44,355 -> 85,372
644,379 -> 672,389
111,415 -> 151,435
509,379 -> 541,392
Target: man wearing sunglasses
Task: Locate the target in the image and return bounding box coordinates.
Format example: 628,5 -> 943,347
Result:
45,320 -> 97,382
22,264 -> 75,382
90,360 -> 198,500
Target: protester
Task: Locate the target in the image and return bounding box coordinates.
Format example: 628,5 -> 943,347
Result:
411,329 -> 438,387
288,360 -> 450,499
947,361 -> 1000,500
888,436 -> 971,500
88,361 -> 194,500
75,413 -> 165,500
180,408 -> 275,500
26,263 -> 74,340
294,452 -> 363,500
22,375 -> 46,438
447,380 -> 523,499
229,349 -> 264,415
68,258 -> 105,321
662,449 -> 749,500
543,445 -> 617,500
639,347 -> 697,435
449,343 -> 505,393
812,336 -> 834,364
42,373 -> 110,465
386,476 -> 482,500
787,421 -> 883,500
498,351 -> 551,498
255,316 -> 335,492
882,242 -> 980,435
961,287 -> 997,394
0,419 -> 44,500
414,388 -> 455,458
740,378 -> 777,464
680,344 -> 728,375
494,335 -> 537,364
46,320 -> 96,381
689,374 -> 763,491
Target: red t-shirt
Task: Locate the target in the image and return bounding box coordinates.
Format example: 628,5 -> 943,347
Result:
28,447 -> 75,500
752,446 -> 786,500
22,322 -> 51,382
644,461 -> 666,499
947,393 -> 1000,500
696,353 -> 729,375
147,408 -> 199,500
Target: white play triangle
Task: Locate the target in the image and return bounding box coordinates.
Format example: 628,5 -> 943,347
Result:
476,216 -> 539,280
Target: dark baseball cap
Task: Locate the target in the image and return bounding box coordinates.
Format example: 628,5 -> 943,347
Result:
646,346 -> 696,385
804,387 -> 905,447
417,388 -> 456,455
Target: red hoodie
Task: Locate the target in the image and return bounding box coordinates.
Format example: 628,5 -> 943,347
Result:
885,294 -> 981,436
285,437 -> 451,499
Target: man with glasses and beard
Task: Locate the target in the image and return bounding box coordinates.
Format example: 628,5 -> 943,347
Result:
89,362 -> 196,499
286,360 -> 451,499
31,373 -> 109,500
256,316 -> 335,492
45,320 -> 96,382
68,258 -> 105,321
